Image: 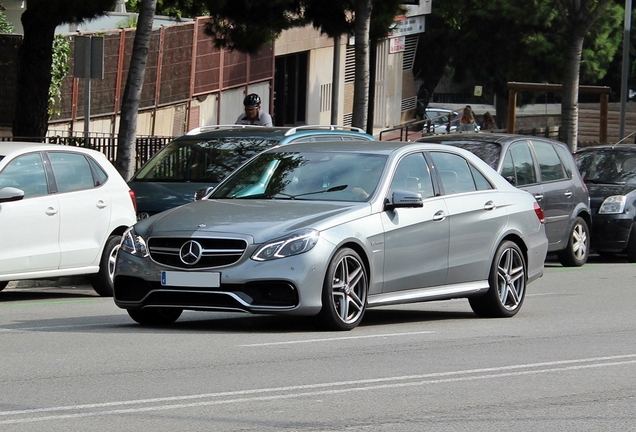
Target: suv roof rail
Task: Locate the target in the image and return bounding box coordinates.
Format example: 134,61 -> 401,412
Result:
186,125 -> 251,135
283,125 -> 366,136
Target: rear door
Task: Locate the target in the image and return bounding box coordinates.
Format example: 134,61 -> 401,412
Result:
529,139 -> 575,249
48,151 -> 112,269
430,151 -> 509,283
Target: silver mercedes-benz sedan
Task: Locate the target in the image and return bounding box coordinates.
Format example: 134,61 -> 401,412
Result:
113,141 -> 548,330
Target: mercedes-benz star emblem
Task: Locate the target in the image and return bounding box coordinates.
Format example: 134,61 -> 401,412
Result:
179,240 -> 203,265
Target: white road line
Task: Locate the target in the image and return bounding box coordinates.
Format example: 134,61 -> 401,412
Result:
240,330 -> 435,347
1,354 -> 635,425
0,323 -> 114,332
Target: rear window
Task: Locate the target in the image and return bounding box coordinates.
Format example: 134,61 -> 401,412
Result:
435,141 -> 502,169
133,138 -> 279,182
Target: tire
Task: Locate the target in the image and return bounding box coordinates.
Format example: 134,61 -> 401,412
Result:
469,240 -> 526,318
90,235 -> 121,297
317,248 -> 368,331
127,308 -> 183,325
556,217 -> 589,267
0,281 -> 8,292
625,224 -> 636,263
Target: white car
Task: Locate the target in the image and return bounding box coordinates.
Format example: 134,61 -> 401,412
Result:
0,142 -> 137,296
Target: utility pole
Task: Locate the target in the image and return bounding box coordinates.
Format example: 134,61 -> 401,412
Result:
620,0 -> 632,140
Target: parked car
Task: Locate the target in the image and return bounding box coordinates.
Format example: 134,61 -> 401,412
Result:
422,107 -> 460,133
113,140 -> 548,330
574,144 -> 636,261
0,142 -> 137,296
417,133 -> 591,266
129,125 -> 375,219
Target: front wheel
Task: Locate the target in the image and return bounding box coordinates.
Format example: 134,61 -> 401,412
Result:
469,240 -> 526,318
557,217 -> 589,267
317,248 -> 368,331
127,308 -> 183,325
90,235 -> 122,297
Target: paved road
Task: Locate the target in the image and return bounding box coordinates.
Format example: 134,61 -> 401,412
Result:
1,255 -> 635,431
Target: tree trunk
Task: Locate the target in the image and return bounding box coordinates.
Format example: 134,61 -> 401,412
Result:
561,32 -> 584,152
13,8 -> 57,138
116,0 -> 157,181
351,0 -> 372,130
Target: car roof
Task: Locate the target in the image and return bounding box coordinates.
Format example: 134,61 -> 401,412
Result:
261,139 -> 476,156
417,132 -> 567,146
0,141 -> 102,158
178,125 -> 374,141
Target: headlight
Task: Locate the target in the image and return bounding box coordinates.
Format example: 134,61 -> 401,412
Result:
120,226 -> 149,257
598,195 -> 626,214
252,229 -> 320,261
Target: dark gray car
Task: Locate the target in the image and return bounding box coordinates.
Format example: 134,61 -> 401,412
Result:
418,133 -> 591,266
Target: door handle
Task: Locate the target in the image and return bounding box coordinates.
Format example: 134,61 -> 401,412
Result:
96,200 -> 108,209
564,191 -> 573,198
484,200 -> 496,211
433,210 -> 446,221
534,194 -> 544,201
45,207 -> 58,216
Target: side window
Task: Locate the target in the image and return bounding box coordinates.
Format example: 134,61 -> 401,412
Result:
469,165 -> 494,190
508,142 -> 537,186
0,153 -> 48,198
553,144 -> 574,177
87,157 -> 108,186
430,152 -> 477,194
532,141 -> 566,182
49,152 -> 95,193
390,153 -> 434,198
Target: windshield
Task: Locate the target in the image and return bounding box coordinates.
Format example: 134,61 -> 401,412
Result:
133,137 -> 279,182
211,151 -> 387,202
575,150 -> 636,185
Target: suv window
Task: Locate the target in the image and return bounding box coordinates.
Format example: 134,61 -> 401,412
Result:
134,138 -> 278,183
532,140 -> 567,182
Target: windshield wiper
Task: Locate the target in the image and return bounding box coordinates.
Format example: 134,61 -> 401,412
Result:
276,184 -> 348,199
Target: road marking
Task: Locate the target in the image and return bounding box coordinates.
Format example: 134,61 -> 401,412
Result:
239,330 -> 435,347
1,299 -> 100,307
1,354 -> 635,425
0,323 -> 114,332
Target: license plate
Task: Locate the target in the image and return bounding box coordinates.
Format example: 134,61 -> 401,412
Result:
161,271 -> 220,288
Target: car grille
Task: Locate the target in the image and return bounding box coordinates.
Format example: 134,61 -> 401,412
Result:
148,237 -> 247,269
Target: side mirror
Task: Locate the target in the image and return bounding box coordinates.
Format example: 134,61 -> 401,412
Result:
194,186 -> 215,201
385,190 -> 423,210
0,187 -> 25,203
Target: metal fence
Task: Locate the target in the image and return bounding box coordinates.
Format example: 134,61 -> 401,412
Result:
1,135 -> 174,171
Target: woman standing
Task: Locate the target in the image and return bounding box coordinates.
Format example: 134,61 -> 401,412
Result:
458,106 -> 478,132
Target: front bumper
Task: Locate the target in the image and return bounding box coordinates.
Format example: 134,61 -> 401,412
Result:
113,240 -> 333,316
591,213 -> 634,252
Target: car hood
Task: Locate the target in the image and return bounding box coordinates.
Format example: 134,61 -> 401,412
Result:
586,183 -> 636,208
129,181 -> 217,214
136,199 -> 371,243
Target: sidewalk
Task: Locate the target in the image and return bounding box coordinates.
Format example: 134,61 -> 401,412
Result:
6,277 -> 91,290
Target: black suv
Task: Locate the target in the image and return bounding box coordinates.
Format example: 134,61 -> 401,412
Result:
418,133 -> 591,266
574,144 -> 636,261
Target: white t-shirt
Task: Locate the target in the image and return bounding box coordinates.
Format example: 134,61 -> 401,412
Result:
235,110 -> 273,126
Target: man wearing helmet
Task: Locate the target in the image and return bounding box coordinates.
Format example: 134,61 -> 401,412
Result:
236,93 -> 273,126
